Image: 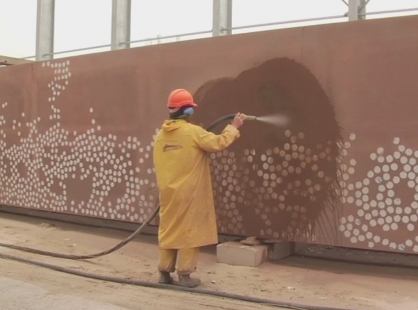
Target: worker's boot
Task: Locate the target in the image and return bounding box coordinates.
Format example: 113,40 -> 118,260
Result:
178,275 -> 201,288
158,271 -> 173,284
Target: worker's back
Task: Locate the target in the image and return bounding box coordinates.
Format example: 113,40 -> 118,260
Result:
153,119 -> 206,194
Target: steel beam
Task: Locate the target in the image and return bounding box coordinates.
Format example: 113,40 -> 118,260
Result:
111,0 -> 131,50
36,0 -> 55,61
359,0 -> 367,20
348,0 -> 368,21
212,0 -> 232,36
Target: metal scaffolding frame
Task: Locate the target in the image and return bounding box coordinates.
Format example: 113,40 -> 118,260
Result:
346,0 -> 369,21
26,1 -> 418,61
35,0 -> 55,61
111,0 -> 131,50
213,0 -> 232,36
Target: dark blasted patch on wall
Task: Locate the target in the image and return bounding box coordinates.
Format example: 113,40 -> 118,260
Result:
194,58 -> 343,243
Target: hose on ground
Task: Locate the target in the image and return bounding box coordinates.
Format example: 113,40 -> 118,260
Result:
0,252 -> 354,310
0,204 -> 159,259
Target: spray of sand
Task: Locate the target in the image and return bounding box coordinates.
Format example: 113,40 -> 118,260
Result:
255,113 -> 290,127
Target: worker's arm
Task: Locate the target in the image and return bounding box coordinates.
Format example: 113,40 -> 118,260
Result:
192,124 -> 240,152
192,113 -> 245,152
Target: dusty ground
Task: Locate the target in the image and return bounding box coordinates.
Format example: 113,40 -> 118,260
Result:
0,213 -> 417,310
0,261 -> 271,310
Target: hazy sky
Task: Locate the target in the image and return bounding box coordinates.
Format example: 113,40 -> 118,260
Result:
1,0 -> 417,59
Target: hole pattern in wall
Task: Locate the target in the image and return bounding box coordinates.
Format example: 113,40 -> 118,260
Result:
340,134 -> 418,252
0,61 -> 158,224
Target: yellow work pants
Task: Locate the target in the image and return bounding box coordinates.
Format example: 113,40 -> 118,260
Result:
158,248 -> 200,275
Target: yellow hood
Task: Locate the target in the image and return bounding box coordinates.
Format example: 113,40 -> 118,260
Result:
161,119 -> 187,132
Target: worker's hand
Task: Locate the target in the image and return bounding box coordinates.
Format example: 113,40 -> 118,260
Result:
231,113 -> 246,129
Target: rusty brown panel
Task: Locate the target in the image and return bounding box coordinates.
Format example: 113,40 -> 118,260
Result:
1,15 -> 418,254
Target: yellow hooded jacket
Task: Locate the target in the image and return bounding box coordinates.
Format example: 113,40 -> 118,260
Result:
153,119 -> 240,249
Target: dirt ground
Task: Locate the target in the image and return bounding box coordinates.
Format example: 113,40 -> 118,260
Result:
0,213 -> 418,310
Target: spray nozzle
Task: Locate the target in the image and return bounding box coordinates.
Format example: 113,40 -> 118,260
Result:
244,115 -> 258,121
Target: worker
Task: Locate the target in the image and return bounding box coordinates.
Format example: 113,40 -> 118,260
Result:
153,89 -> 245,287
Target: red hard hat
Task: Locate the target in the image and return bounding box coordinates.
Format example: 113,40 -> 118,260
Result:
167,89 -> 198,109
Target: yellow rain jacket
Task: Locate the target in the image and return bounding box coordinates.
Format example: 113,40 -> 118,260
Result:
153,119 -> 240,249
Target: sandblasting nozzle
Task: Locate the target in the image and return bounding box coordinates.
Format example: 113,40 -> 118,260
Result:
244,115 -> 258,121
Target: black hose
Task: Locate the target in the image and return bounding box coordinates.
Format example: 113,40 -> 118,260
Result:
0,205 -> 159,259
0,252 -> 354,310
206,114 -> 235,132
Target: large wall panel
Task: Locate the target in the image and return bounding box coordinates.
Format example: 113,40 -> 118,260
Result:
1,15 -> 418,254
